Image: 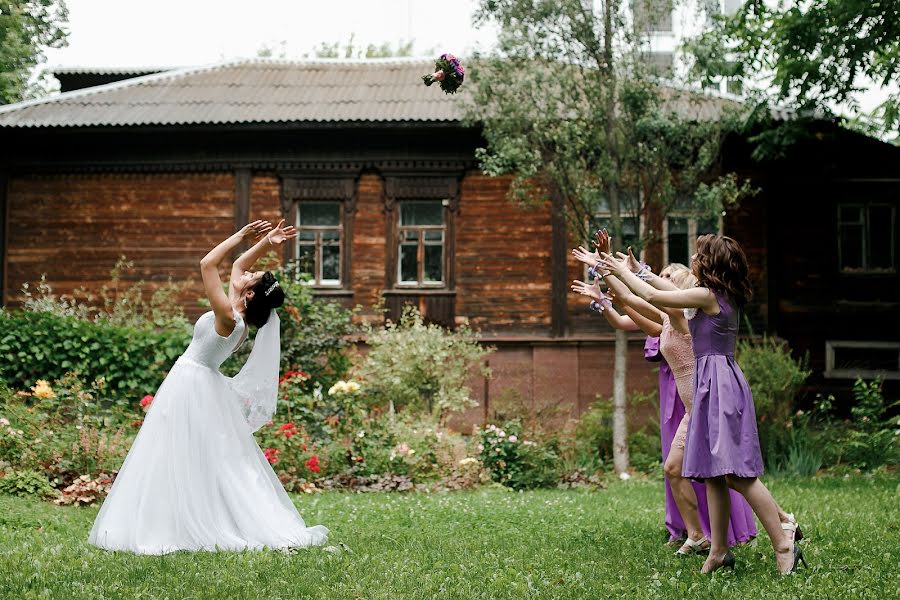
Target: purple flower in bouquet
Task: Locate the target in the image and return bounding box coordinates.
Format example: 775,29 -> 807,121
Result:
422,53 -> 465,94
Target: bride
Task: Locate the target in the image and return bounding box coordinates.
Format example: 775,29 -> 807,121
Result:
89,220 -> 329,554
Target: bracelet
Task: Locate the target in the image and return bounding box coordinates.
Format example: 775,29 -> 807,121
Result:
588,264 -> 604,280
589,297 -> 612,313
266,233 -> 273,246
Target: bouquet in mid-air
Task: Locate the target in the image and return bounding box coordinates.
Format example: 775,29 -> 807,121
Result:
422,53 -> 465,94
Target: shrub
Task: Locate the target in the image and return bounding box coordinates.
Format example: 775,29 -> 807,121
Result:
0,470 -> 58,499
736,335 -> 810,465
356,306 -> 493,422
0,309 -> 190,402
813,379 -> 899,471
479,422 -> 559,490
571,391 -> 661,475
225,261 -> 356,388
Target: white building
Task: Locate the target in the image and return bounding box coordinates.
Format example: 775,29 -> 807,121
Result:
633,0 -> 746,95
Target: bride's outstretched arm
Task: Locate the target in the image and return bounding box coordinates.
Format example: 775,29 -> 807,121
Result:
201,221 -> 271,332
230,219 -> 297,281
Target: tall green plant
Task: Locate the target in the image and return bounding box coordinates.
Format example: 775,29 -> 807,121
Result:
356,306 -> 493,423
736,335 -> 810,467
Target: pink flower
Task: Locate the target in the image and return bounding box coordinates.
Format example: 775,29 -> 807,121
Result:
432,70 -> 445,81
508,435 -> 518,443
140,395 -> 153,410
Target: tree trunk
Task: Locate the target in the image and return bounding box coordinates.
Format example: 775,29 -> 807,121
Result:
602,0 -> 629,474
612,328 -> 629,473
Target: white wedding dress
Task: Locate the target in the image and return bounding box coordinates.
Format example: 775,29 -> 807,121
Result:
88,309 -> 328,554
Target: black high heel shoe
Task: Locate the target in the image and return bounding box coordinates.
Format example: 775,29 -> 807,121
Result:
703,552 -> 736,574
790,543 -> 808,573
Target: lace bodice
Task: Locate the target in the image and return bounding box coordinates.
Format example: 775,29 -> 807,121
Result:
660,313 -> 695,409
180,310 -> 247,369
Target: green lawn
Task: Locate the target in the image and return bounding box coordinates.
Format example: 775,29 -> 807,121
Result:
1,475 -> 899,599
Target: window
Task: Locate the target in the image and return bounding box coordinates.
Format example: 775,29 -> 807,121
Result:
585,204 -> 643,280
725,77 -> 743,96
398,201 -> 445,287
826,341 -> 900,381
838,203 -> 896,273
663,213 -> 721,266
648,52 -> 674,77
632,0 -> 673,32
296,202 -> 342,286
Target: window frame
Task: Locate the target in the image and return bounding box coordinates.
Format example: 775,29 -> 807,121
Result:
396,200 -> 448,288
295,201 -> 344,288
837,202 -> 897,275
583,210 -> 646,281
662,212 -> 723,266
825,340 -> 900,381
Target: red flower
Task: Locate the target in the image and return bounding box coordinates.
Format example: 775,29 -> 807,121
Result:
305,454 -> 321,473
275,422 -> 298,439
131,420 -> 143,428
263,448 -> 281,464
139,394 -> 153,410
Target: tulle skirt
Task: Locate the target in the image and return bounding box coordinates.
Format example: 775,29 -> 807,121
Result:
88,358 -> 328,555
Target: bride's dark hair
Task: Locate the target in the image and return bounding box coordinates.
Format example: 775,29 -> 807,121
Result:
245,271 -> 285,327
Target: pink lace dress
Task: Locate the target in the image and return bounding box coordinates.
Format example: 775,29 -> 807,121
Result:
659,314 -> 694,449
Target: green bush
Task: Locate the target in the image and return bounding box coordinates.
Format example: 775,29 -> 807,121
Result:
356,306 -> 493,422
736,335 -> 810,465
0,470 -> 58,499
572,391 -> 661,475
0,309 -> 190,402
221,261 -> 356,388
479,422 -> 559,490
814,379 -> 899,471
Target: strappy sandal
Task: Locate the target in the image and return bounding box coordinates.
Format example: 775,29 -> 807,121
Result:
782,513 -> 804,543
676,535 -> 710,556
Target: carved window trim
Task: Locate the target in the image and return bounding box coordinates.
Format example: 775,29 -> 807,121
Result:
383,175 -> 460,291
279,175 -> 358,289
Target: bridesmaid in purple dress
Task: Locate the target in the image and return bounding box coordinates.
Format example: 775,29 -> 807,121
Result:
600,235 -> 807,575
572,253 -> 757,553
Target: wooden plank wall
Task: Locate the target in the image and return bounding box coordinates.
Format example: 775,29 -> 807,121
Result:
5,173 -> 234,310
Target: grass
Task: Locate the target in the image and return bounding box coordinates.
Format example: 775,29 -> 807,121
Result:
1,475 -> 899,599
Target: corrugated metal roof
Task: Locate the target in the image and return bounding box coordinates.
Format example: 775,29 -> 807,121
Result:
0,58 -> 465,128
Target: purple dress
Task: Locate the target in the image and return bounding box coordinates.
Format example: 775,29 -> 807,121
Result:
682,292 -> 765,479
646,337 -> 757,545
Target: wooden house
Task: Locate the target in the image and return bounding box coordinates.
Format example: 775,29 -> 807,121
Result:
1,58 -> 897,418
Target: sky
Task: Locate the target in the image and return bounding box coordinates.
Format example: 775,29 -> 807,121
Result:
42,0 -> 495,69
36,0 -> 894,127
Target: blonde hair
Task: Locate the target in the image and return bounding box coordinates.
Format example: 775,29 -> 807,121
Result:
666,263 -> 697,290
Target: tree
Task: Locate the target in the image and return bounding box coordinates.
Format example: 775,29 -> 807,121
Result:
0,0 -> 68,104
305,35 -> 416,59
468,0 -> 745,472
687,0 -> 900,145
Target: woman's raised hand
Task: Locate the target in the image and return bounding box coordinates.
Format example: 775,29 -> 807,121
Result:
571,276 -> 606,301
266,219 -> 298,246
593,228 -> 611,255
572,245 -> 601,267
238,220 -> 272,241
625,247 -> 642,273
599,251 -> 629,275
